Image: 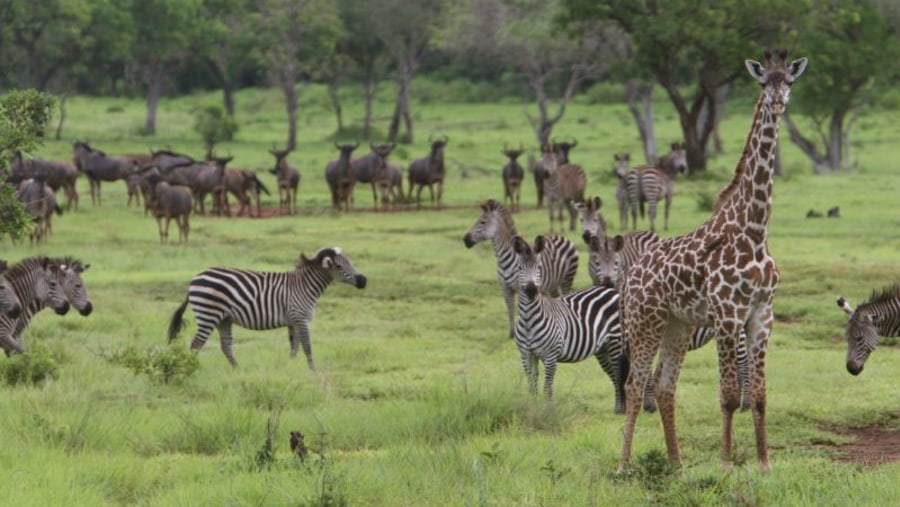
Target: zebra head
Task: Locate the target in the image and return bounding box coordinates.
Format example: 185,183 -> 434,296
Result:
745,50 -> 808,116
844,306 -> 879,376
575,196 -> 606,243
613,152 -> 630,179
588,235 -> 625,289
463,199 -> 508,248
35,257 -> 70,316
512,236 -> 544,299
0,260 -> 23,319
306,248 -> 367,289
56,258 -> 93,316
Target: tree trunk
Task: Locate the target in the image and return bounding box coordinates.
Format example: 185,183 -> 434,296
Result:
389,63 -> 414,143
827,112 -> 844,172
222,80 -> 235,117
783,112 -> 831,174
54,95 -> 67,141
625,79 -> 657,164
144,71 -> 164,135
328,79 -> 344,133
363,76 -> 375,140
284,81 -> 298,151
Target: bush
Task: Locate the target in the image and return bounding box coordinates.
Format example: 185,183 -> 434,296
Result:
0,343 -> 60,386
102,345 -> 200,385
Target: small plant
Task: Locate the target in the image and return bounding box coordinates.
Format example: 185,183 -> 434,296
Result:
193,103 -> 238,156
633,449 -> 679,491
695,189 -> 717,212
102,345 -> 199,385
253,407 -> 283,471
302,431 -> 348,507
0,343 -> 59,386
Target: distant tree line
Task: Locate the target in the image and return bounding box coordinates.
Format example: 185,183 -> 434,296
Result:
0,0 -> 898,173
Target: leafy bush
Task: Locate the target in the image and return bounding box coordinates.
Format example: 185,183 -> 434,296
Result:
0,343 -> 60,386
102,345 -> 199,385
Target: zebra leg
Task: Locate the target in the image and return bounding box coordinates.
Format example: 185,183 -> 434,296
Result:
664,194 -> 672,231
542,357 -> 558,400
502,285 -> 516,339
647,198 -> 658,233
289,321 -> 316,371
643,365 -> 661,412
713,318 -> 745,469
521,350 -> 539,396
595,345 -> 624,414
216,319 -> 239,367
737,330 -> 751,411
744,305 -> 774,472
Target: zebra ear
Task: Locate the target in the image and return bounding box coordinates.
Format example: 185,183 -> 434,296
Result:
613,235 -> 625,251
512,236 -> 529,255
588,235 -> 601,252
592,196 -> 602,209
321,255 -> 334,269
533,235 -> 546,254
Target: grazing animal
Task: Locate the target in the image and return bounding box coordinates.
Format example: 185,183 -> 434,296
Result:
352,142 -> 395,210
158,160 -> 225,216
324,142 -> 361,212
530,143 -> 557,208
612,152 -> 631,230
146,173 -> 193,244
268,147 -> 300,215
15,176 -> 63,244
378,163 -> 405,207
501,143 -> 525,212
837,284 -> 900,375
220,167 -> 270,217
463,199 -> 579,339
623,142 -> 687,232
0,260 -> 24,319
167,247 -> 367,369
0,257 -> 70,355
8,151 -> 79,211
71,141 -> 136,206
617,51 -> 807,473
574,196 -> 607,244
511,235 -> 621,404
408,136 -> 449,209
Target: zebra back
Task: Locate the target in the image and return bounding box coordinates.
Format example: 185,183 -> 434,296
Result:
587,231 -> 660,290
0,261 -> 23,318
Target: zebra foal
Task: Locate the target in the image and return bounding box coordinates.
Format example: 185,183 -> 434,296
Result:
512,235 -> 622,406
463,199 -> 579,339
0,257 -> 70,355
837,284 -> 900,375
168,248 -> 367,369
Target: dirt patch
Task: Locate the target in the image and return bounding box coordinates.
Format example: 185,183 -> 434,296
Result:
817,425 -> 900,466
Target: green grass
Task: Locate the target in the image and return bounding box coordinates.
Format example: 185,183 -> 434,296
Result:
1,84 -> 898,506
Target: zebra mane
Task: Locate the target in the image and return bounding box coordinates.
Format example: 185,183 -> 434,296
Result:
3,256 -> 48,280
52,256 -> 86,271
484,199 -> 517,235
299,248 -> 340,268
860,283 -> 900,309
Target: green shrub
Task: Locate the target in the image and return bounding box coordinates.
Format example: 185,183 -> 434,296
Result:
102,344 -> 200,385
0,342 -> 60,386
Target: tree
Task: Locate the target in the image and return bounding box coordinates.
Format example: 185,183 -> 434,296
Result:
559,0 -> 807,172
369,0 -> 446,143
784,0 -> 900,173
254,0 -> 340,150
129,0 -> 200,135
0,90 -> 55,239
193,104 -> 239,160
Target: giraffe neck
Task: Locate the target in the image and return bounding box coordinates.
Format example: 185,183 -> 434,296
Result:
713,94 -> 780,239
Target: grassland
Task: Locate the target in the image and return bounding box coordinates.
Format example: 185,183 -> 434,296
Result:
0,81 -> 898,506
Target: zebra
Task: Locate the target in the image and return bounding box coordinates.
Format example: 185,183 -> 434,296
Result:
585,232 -> 751,412
612,152 -> 631,231
463,199 -> 579,339
574,196 -> 608,244
624,142 -> 687,232
0,257 -> 70,355
0,260 -> 24,319
168,247 -> 367,369
837,284 -> 900,375
511,235 -> 622,407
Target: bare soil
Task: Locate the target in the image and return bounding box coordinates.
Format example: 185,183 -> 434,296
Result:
817,425 -> 900,467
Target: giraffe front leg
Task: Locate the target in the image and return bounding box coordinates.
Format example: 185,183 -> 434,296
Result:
655,322 -> 691,466
290,321 -> 316,371
618,318 -> 664,473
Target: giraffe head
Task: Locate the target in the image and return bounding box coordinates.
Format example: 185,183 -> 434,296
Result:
744,50 -> 808,116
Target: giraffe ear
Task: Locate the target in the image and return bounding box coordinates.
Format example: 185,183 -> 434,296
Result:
745,59 -> 765,80
788,57 -> 808,79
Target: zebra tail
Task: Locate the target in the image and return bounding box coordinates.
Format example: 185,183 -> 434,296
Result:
168,298 -> 189,343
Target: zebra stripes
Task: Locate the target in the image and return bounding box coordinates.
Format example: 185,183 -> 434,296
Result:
0,260 -> 23,319
0,257 -> 71,355
512,235 -> 621,405
463,199 -> 579,338
168,248 -> 367,369
623,142 -> 687,232
837,284 -> 900,375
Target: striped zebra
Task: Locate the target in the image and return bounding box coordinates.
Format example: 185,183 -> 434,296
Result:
837,284 -> 900,375
613,152 -> 631,231
168,248 -> 367,369
511,235 -> 622,407
0,257 -> 70,355
585,232 -> 750,412
624,142 -> 687,232
0,260 -> 24,319
463,199 -> 579,339
574,196 -> 607,244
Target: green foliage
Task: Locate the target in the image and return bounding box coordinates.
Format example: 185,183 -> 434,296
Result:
0,343 -> 60,386
102,345 -> 200,385
193,103 -> 239,147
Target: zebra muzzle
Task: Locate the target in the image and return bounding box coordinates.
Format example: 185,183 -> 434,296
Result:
354,275 -> 367,289
524,283 -> 538,299
78,302 -> 94,316
54,302 -> 71,315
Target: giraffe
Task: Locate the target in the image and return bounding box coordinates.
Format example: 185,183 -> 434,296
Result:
616,51 -> 807,474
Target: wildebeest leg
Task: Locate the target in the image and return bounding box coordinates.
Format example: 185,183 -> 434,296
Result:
180,213 -> 190,244
155,216 -> 165,244
289,321 -> 315,371
415,185 -> 424,209
217,319 -> 238,367
436,181 -> 443,209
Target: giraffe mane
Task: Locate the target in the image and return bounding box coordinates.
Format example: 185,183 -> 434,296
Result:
713,90 -> 765,213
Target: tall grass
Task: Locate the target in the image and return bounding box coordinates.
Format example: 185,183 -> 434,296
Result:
0,83 -> 898,506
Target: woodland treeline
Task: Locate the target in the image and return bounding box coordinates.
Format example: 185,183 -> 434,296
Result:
1,0 -> 899,173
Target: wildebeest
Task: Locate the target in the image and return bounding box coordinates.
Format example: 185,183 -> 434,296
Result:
268,147 -> 300,215
408,135 -> 449,209
208,155 -> 270,217
351,142 -> 395,211
530,142 -> 557,208
156,158 -> 225,216
501,143 -> 525,212
145,173 -> 193,244
379,163 -> 405,208
15,176 -> 63,244
8,151 -> 79,211
71,141 -> 139,206
324,141 -> 361,212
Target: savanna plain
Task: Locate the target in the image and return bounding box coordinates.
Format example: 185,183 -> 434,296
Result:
1,82 -> 898,506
